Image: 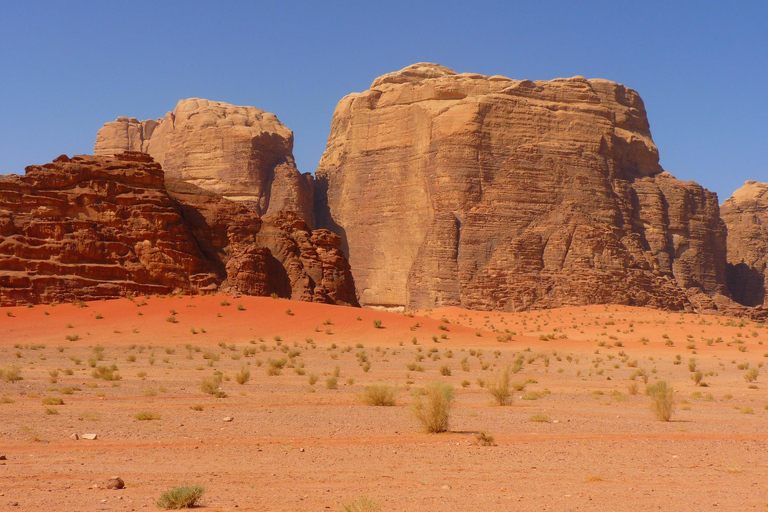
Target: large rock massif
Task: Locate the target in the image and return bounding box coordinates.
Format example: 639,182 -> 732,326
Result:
722,181 -> 768,307
0,153 -> 357,306
95,98 -> 315,225
316,63 -> 729,312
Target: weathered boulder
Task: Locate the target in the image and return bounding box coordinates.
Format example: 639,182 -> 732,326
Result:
0,153 -> 357,306
316,63 -> 728,312
95,99 -> 315,225
722,181 -> 768,307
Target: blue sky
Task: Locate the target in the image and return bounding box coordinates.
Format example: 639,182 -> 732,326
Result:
1,1 -> 765,201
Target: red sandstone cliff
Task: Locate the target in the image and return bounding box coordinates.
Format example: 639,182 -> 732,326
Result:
722,181 -> 768,307
0,153 -> 357,306
94,98 -> 315,226
316,63 -> 728,312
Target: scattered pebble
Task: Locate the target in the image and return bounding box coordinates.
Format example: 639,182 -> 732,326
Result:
82,433 -> 97,440
0,455 -> 7,460
70,433 -> 79,441
442,484 -> 452,490
223,417 -> 234,422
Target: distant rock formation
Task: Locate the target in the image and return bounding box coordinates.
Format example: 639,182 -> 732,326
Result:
316,63 -> 728,312
95,98 -> 315,226
722,181 -> 768,307
0,153 -> 357,306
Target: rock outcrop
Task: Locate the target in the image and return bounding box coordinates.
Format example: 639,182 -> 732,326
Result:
95,99 -> 315,226
0,153 -> 356,306
316,63 -> 728,312
167,181 -> 358,306
722,181 -> 768,307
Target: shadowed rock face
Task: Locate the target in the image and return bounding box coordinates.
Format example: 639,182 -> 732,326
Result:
0,153 -> 357,306
94,98 -> 315,226
722,181 -> 768,307
316,63 -> 728,311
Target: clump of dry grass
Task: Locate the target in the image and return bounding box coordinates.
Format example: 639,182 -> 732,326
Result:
235,367 -> 250,385
0,366 -> 23,383
200,376 -> 226,398
475,431 -> 496,446
362,384 -> 396,406
411,382 -> 454,433
744,368 -> 759,383
646,380 -> 676,421
339,496 -> 381,512
135,411 -> 161,421
92,365 -> 121,381
488,367 -> 512,406
157,484 -> 205,509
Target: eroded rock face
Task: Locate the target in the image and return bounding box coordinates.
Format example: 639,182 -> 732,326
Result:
316,63 -> 728,312
722,181 -> 768,307
168,182 -> 358,306
95,99 -> 315,226
0,153 -> 356,306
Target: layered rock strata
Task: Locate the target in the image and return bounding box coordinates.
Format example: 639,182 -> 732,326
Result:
721,181 -> 768,307
95,98 -> 315,225
0,153 -> 356,306
316,63 -> 728,312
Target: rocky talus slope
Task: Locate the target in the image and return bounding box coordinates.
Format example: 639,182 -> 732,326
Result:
721,181 -> 768,307
0,153 -> 357,306
95,98 -> 315,225
316,63 -> 729,312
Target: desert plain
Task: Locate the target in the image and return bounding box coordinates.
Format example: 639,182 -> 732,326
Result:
0,294 -> 766,511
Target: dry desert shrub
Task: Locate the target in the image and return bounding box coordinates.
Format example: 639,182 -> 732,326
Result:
235,367 -> 250,385
157,484 -> 205,509
744,368 -> 759,383
0,366 -> 23,383
362,384 -> 396,406
475,431 -> 496,446
339,496 -> 381,512
200,376 -> 226,398
135,411 -> 161,421
488,366 -> 512,406
412,382 -> 454,433
646,380 -> 676,421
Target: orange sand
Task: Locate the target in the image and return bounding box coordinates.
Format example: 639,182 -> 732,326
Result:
1,295 -> 766,511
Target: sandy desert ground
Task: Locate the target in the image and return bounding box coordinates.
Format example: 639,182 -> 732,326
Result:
0,294 -> 766,511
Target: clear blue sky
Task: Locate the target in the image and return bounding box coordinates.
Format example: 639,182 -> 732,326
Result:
1,1 -> 765,201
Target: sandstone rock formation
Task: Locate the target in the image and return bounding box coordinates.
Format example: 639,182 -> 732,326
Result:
167,181 -> 357,306
316,63 -> 728,312
0,153 -> 356,306
95,99 -> 315,225
722,181 -> 768,307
